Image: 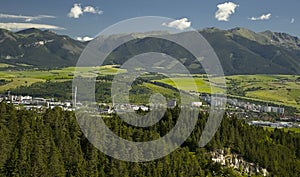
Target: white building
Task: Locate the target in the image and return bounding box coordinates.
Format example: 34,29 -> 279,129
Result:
191,102 -> 202,107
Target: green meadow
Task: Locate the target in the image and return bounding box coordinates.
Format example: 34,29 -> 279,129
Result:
154,77 -> 225,94
0,78 -> 45,92
154,74 -> 300,110
0,63 -> 14,68
226,75 -> 300,110
0,65 -> 125,92
0,65 -> 299,111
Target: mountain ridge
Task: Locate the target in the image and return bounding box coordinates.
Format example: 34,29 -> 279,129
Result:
0,28 -> 85,68
0,27 -> 299,75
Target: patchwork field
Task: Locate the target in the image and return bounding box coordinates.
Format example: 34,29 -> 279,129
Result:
0,65 -> 299,110
0,65 -> 125,92
226,75 -> 300,110
155,74 -> 300,110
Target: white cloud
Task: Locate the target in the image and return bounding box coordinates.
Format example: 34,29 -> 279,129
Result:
0,22 -> 64,30
215,2 -> 239,21
68,3 -> 103,18
83,6 -> 103,14
290,18 -> 295,24
0,13 -> 55,22
68,3 -> 83,18
76,36 -> 94,42
162,18 -> 191,30
249,13 -> 271,21
83,6 -> 96,13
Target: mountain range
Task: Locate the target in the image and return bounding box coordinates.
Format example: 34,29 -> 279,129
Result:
0,27 -> 299,75
0,28 -> 84,68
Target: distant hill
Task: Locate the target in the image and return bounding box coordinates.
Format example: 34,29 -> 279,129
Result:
0,27 -> 299,75
0,28 -> 85,68
200,27 -> 300,75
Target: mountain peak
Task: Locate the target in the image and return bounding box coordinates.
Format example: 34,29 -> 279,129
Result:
228,27 -> 266,42
201,27 -> 223,33
16,28 -> 44,35
259,30 -> 300,48
229,27 -> 255,35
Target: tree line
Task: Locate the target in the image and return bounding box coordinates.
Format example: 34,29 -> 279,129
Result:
0,102 -> 299,176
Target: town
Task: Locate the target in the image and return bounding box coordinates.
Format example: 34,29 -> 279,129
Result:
0,92 -> 74,111
1,91 -> 299,130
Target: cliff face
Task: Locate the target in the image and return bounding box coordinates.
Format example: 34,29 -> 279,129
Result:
211,149 -> 269,176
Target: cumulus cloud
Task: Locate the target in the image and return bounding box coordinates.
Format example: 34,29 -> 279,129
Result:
68,3 -> 103,18
83,6 -> 103,14
290,18 -> 295,24
215,2 -> 239,21
76,36 -> 94,42
162,18 -> 191,30
249,13 -> 271,21
0,22 -> 64,31
0,13 -> 55,22
68,3 -> 83,18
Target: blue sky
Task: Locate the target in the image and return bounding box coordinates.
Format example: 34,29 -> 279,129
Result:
0,0 -> 299,40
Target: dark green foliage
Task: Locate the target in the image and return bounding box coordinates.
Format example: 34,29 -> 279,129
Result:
0,102 -> 299,176
0,79 -> 10,86
227,78 -> 245,96
0,103 -> 243,177
10,81 -> 73,100
205,117 -> 300,177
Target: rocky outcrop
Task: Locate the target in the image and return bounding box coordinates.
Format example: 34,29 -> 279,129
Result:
211,149 -> 269,176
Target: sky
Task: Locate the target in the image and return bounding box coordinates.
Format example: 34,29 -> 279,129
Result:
0,0 -> 299,41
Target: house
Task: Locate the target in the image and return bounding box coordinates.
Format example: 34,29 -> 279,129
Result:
191,102 -> 202,107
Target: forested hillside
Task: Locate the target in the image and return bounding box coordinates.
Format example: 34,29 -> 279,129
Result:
1,27 -> 300,75
0,103 -> 299,176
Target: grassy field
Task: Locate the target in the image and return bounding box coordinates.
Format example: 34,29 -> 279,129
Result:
0,63 -> 14,68
0,78 -> 45,92
154,74 -> 300,111
226,74 -> 300,110
0,66 -> 299,111
0,65 -> 127,92
154,77 -> 225,94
